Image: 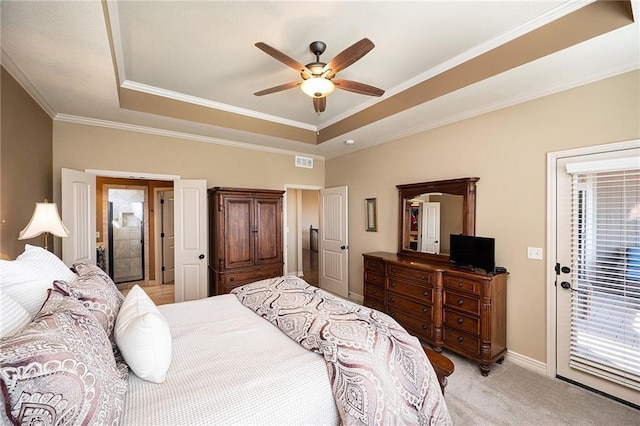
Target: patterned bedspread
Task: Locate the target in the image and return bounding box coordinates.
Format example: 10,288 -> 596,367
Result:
232,276 -> 452,426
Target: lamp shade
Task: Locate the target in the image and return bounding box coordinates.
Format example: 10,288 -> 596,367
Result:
300,77 -> 335,98
19,202 -> 70,240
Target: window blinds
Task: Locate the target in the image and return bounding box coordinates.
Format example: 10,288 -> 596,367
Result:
568,166 -> 640,391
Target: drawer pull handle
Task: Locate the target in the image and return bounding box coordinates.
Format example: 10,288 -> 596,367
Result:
230,277 -> 235,282
457,318 -> 464,324
390,297 -> 396,302
372,276 -> 377,281
391,268 -> 397,273
422,307 -> 428,313
457,336 -> 464,343
423,291 -> 430,297
371,289 -> 377,293
421,275 -> 426,280
458,282 -> 463,287
457,299 -> 464,306
390,312 -> 396,317
421,324 -> 428,330
391,282 -> 397,287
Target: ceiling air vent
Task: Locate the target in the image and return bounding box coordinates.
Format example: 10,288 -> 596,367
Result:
295,156 -> 313,169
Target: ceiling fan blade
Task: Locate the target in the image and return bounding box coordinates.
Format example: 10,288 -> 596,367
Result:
255,42 -> 312,76
333,79 -> 385,97
324,38 -> 375,75
313,97 -> 326,113
254,81 -> 301,96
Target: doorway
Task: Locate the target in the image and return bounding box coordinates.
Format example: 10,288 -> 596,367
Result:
548,140 -> 640,407
107,188 -> 145,283
284,187 -> 320,286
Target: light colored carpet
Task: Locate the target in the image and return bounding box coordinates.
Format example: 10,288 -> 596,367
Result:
444,350 -> 639,425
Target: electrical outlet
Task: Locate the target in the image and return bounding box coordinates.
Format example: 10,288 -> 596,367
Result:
527,247 -> 543,260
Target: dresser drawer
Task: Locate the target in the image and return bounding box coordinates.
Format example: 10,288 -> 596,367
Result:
388,279 -> 433,303
364,282 -> 385,300
443,327 -> 480,355
364,270 -> 385,288
387,264 -> 433,285
387,293 -> 433,321
388,308 -> 433,340
364,297 -> 385,312
443,310 -> 480,336
444,275 -> 482,296
443,291 -> 480,316
364,257 -> 385,274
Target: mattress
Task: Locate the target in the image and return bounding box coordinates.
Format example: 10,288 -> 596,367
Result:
121,294 -> 340,425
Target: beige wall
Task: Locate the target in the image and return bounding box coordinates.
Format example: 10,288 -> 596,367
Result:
0,67 -> 53,259
53,121 -> 324,194
325,70 -> 640,363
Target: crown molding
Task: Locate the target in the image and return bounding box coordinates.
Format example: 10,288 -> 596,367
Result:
1,48 -> 57,118
54,113 -> 325,161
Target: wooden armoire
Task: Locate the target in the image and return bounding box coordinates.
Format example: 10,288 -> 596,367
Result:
208,187 -> 284,295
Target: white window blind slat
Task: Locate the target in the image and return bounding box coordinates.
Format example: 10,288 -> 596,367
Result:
568,168 -> 640,391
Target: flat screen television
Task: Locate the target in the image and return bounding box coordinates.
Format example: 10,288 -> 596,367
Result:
449,234 -> 495,273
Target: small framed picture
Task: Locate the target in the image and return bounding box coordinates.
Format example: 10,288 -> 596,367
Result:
365,198 -> 377,232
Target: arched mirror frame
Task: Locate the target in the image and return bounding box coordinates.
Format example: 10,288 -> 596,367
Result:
397,177 -> 479,263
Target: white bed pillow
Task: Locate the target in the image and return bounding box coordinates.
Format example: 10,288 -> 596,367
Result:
0,289 -> 31,338
17,244 -> 77,283
114,285 -> 172,383
0,245 -> 77,319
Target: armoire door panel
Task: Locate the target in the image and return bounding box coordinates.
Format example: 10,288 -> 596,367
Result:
255,198 -> 282,264
224,197 -> 254,268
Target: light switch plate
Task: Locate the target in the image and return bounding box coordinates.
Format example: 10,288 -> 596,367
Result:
527,247 -> 543,260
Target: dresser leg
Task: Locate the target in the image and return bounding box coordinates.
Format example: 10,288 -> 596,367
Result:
496,356 -> 505,364
479,364 -> 491,376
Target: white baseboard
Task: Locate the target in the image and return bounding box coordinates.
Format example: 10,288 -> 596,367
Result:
506,350 -> 547,374
348,292 -> 364,304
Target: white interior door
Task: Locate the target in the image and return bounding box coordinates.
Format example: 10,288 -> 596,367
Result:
61,168 -> 96,267
319,186 -> 348,298
174,180 -> 207,302
161,191 -> 175,284
555,146 -> 640,405
421,202 -> 441,254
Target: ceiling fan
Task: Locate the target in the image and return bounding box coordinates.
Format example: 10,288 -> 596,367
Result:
254,38 -> 385,113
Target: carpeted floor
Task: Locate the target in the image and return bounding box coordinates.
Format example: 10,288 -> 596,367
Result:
444,350 -> 639,425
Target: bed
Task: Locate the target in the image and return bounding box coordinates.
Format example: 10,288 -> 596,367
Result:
1,245 -> 452,425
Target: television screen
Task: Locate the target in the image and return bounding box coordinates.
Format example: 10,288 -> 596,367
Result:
449,234 -> 495,273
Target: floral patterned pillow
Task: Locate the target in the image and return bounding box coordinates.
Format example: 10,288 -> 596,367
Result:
0,289 -> 128,426
54,263 -> 125,341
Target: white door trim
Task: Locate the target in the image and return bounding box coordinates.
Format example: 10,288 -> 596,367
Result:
153,186 -> 174,285
545,138 -> 640,379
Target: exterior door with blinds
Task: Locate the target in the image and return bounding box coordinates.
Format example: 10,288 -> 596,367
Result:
556,147 -> 640,406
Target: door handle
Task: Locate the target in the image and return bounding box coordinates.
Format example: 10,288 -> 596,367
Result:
341,245 -> 349,250
560,281 -> 571,290
199,254 -> 205,260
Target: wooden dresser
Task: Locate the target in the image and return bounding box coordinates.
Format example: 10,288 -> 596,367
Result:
208,187 -> 284,295
363,252 -> 508,375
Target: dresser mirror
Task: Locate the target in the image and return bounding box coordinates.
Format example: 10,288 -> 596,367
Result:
397,177 -> 479,262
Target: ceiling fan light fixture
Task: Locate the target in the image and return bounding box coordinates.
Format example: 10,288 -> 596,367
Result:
301,77 -> 335,98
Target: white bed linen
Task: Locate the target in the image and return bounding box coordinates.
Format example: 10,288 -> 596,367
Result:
121,294 -> 340,425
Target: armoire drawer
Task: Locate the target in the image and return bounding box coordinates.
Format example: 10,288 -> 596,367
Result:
364,283 -> 384,300
443,291 -> 480,316
388,279 -> 433,303
387,264 -> 433,284
387,293 -> 433,321
221,267 -> 282,290
364,297 -> 384,312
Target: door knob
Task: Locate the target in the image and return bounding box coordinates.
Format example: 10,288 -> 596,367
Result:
341,245 -> 349,250
560,281 -> 571,290
199,254 -> 205,260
